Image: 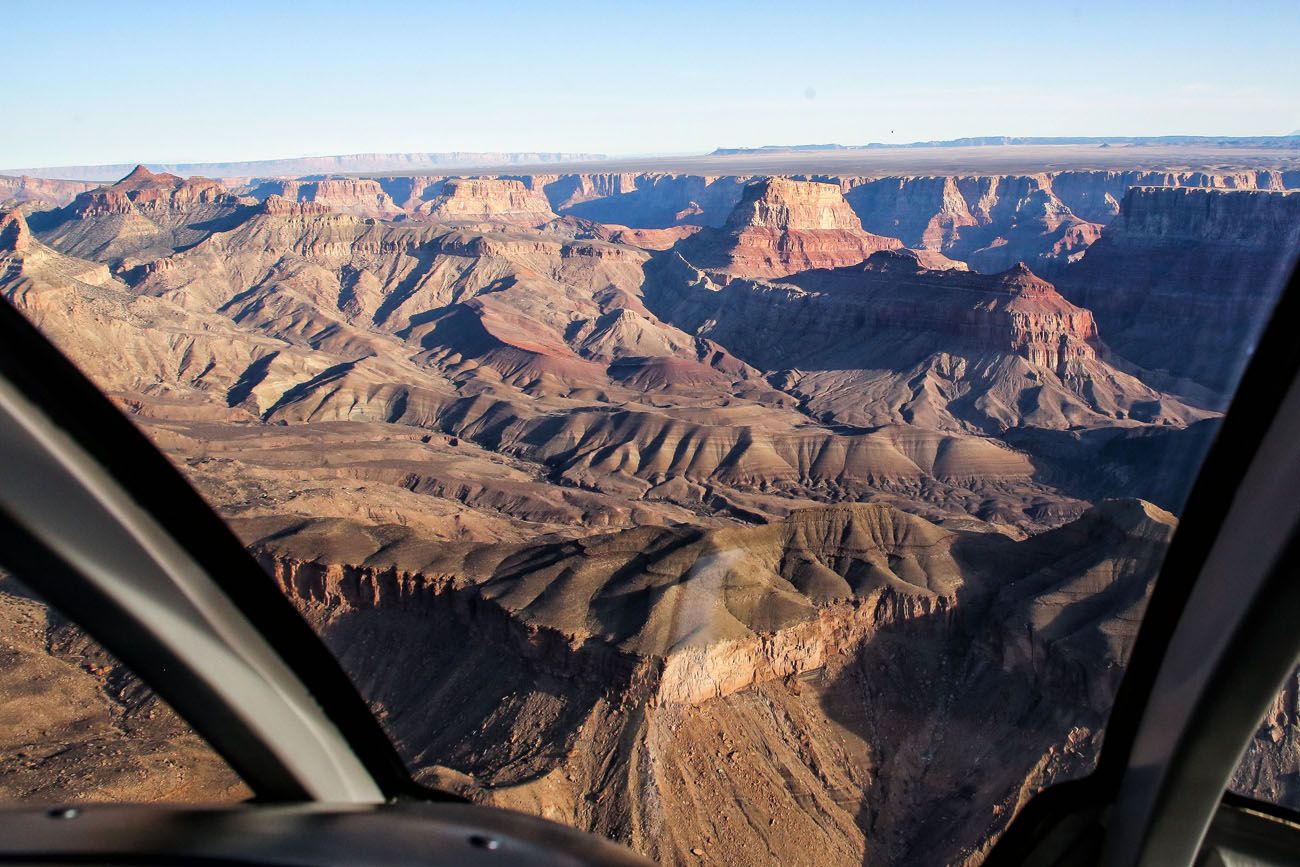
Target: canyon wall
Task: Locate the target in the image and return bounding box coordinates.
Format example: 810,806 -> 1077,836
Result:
239,499 -> 1175,867
1059,187 -> 1300,397
0,174 -> 97,207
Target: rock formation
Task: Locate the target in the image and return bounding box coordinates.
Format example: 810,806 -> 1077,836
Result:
0,174 -> 97,207
248,177 -> 405,219
1058,187 -> 1300,398
3,156 -> 1295,867
31,166 -> 249,267
647,250 -> 1202,434
415,178 -> 558,226
235,498 -> 1176,866
685,178 -> 903,277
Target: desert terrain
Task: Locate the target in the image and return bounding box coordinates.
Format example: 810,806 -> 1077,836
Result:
1,145 -> 1299,865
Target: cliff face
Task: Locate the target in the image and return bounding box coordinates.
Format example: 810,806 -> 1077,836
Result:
687,178 -> 903,277
539,173 -> 751,228
210,168 -> 1298,276
67,165 -> 241,217
1059,187 -> 1300,397
241,499 -> 1175,867
647,251 -> 1197,433
0,174 -> 97,207
249,178 -> 405,219
416,178 -> 558,226
33,166 -> 249,267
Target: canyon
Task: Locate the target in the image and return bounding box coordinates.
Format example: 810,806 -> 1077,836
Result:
1,156 -> 1297,866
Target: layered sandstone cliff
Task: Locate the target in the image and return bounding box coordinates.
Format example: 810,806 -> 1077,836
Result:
416,178 -> 558,226
33,166 -> 249,266
249,177 -> 405,219
685,178 -> 903,277
0,174 -> 97,207
68,165 -> 241,216
1059,187 -> 1300,397
237,499 -> 1176,866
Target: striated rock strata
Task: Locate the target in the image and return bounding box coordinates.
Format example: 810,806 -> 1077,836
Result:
238,499 -> 1176,866
685,178 -> 903,277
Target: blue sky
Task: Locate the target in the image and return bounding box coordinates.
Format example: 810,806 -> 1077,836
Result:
3,0 -> 1297,168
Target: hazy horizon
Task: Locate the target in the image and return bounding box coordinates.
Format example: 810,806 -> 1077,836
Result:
4,0 -> 1297,169
7,134 -> 1300,175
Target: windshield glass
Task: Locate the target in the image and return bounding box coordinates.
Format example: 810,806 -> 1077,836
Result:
2,3 -> 1298,864
0,574 -> 247,803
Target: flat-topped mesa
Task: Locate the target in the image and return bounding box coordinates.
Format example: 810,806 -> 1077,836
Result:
250,177 -> 404,220
68,165 -> 240,218
416,178 -> 558,227
696,178 -> 904,277
730,176 -> 868,231
254,194 -> 338,218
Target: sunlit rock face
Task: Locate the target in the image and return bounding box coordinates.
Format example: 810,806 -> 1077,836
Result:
684,178 -> 902,278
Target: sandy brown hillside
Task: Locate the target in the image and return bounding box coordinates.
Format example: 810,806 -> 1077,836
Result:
1,162 -> 1296,866
239,499 -> 1176,866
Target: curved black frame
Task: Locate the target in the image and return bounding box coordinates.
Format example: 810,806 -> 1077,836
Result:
0,297 -> 458,804
986,254 -> 1300,864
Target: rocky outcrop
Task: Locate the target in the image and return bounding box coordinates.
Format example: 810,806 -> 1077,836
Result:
0,210 -> 33,252
647,250 -> 1200,433
0,174 -> 97,207
416,178 -> 558,226
843,173 -> 1103,273
238,499 -> 1175,866
254,194 -> 337,217
67,165 -> 241,217
542,173 -> 751,228
34,166 -> 249,266
685,178 -> 903,277
249,177 -> 404,219
1058,187 -> 1300,397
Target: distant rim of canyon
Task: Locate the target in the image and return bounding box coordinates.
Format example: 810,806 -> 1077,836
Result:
6,135 -> 1300,182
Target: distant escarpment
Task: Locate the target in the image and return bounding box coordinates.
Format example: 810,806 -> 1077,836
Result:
842,174 -> 1102,273
3,152 -> 609,183
217,167 -> 1299,275
0,174 -> 97,207
538,174 -> 752,228
1059,187 -> 1300,398
244,498 -> 1176,866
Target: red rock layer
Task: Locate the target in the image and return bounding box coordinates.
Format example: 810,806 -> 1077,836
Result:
416,178 -> 558,226
0,175 -> 98,207
251,178 -> 404,219
68,165 -> 239,218
0,210 -> 33,252
698,178 -> 903,277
